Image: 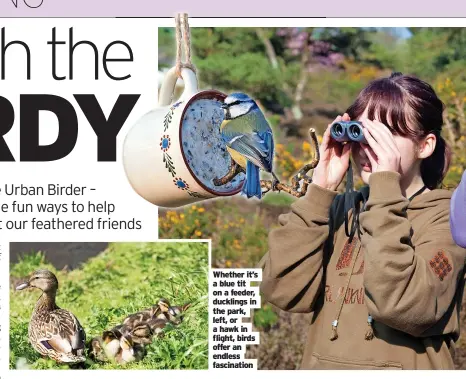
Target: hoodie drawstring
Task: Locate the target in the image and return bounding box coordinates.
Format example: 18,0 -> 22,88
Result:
364,315 -> 375,340
330,238 -> 362,341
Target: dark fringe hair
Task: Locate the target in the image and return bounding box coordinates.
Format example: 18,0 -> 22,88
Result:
346,71 -> 451,189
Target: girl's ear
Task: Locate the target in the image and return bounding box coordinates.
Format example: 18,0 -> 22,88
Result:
418,133 -> 437,159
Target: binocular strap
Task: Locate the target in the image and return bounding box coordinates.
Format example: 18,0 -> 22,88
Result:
343,163 -> 367,242
343,163 -> 427,242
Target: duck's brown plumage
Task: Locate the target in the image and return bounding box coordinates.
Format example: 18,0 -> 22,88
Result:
17,269 -> 86,363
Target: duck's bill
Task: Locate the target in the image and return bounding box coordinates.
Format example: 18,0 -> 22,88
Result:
16,283 -> 29,290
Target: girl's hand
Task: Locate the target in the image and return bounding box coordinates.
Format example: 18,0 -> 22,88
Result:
360,119 -> 401,173
312,114 -> 352,191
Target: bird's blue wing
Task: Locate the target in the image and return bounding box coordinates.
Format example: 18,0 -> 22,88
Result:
255,130 -> 274,170
224,131 -> 273,172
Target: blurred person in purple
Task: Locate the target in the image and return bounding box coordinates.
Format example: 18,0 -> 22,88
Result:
451,171 -> 466,247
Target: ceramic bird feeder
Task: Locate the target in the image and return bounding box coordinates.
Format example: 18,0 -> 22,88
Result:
122,13 -> 321,209
122,66 -> 246,208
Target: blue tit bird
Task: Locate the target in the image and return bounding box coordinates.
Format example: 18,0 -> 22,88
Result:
220,92 -> 279,199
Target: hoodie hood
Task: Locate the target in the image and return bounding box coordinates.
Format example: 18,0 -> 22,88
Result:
356,185 -> 452,210
408,188 -> 452,210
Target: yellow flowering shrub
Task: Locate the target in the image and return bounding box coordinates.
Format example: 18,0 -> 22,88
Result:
274,135 -> 322,181
159,201 -> 272,267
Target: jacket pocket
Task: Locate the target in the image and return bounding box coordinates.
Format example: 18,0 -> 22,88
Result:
305,352 -> 403,370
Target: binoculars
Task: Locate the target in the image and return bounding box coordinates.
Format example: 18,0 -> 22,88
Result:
330,121 -> 367,144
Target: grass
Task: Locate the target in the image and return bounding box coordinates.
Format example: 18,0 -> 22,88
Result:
9,242 -> 209,370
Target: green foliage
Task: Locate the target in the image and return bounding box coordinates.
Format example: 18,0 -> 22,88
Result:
402,28 -> 466,81
363,29 -> 407,70
253,304 -> 279,331
10,242 -> 209,370
262,192 -> 296,207
262,192 -> 296,206
195,52 -> 287,105
158,28 -> 176,70
314,27 -> 374,60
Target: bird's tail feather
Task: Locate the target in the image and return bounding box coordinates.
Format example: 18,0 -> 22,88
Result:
242,161 -> 262,199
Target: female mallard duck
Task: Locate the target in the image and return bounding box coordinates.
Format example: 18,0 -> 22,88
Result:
16,269 -> 86,364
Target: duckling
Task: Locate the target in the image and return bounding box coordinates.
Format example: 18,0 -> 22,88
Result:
90,326 -> 145,364
122,298 -> 171,329
89,337 -> 107,362
128,317 -> 169,343
158,303 -> 192,325
147,317 -> 170,337
93,325 -> 127,360
125,322 -> 152,345
142,303 -> 191,340
102,327 -> 124,359
16,269 -> 86,364
115,334 -> 145,364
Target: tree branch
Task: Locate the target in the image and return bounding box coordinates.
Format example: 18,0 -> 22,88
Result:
213,128 -> 320,198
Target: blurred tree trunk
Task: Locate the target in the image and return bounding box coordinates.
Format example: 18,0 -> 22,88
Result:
255,27 -> 312,122
292,32 -> 312,121
255,28 -> 279,70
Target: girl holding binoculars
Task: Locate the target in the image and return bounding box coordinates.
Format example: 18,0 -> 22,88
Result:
260,72 -> 466,369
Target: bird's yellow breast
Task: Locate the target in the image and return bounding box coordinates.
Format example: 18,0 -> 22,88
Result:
226,146 -> 247,169
221,119 -> 247,169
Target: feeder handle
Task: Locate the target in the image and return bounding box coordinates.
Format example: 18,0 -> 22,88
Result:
158,66 -> 198,107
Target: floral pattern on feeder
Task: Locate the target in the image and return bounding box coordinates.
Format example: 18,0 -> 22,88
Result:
163,101 -> 183,132
173,177 -> 189,190
160,135 -> 171,152
161,135 -> 176,177
172,177 -> 208,199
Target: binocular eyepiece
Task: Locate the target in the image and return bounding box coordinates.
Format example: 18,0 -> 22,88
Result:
330,121 -> 367,144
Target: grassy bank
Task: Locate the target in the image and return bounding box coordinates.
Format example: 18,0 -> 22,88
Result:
10,242 -> 209,370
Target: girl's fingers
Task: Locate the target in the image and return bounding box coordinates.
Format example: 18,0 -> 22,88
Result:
320,124 -> 332,151
341,142 -> 352,162
362,126 -> 386,159
371,120 -> 399,154
322,115 -> 342,152
361,143 -> 378,168
342,113 -> 351,121
363,119 -> 392,156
